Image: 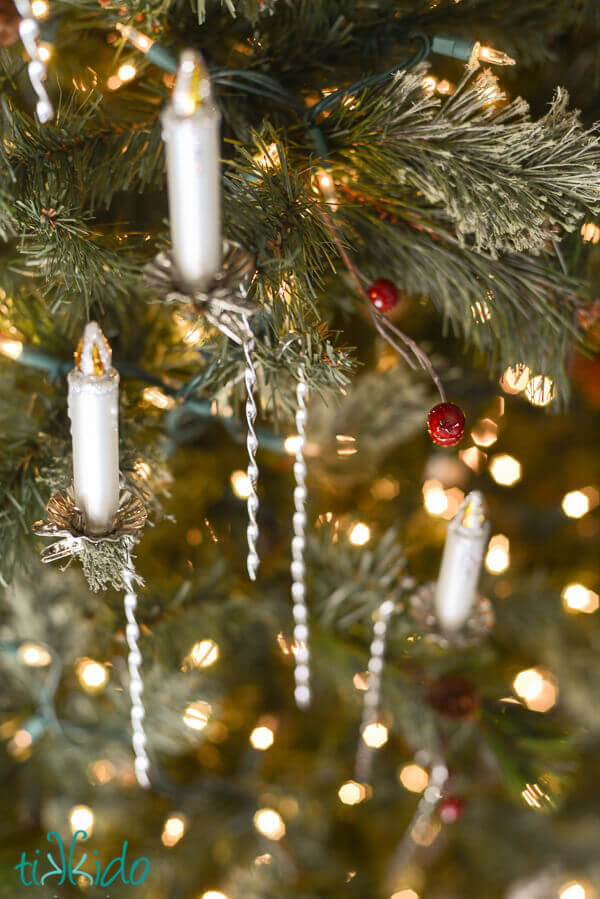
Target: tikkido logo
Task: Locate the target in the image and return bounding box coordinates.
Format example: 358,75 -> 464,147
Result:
14,830 -> 150,887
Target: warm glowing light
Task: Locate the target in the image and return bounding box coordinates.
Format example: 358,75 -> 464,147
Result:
253,142 -> 280,168
524,375 -> 554,407
250,726 -> 275,750
422,75 -> 437,93
391,891 -> 420,899
32,0 -> 49,16
336,434 -> 357,456
441,487 -> 465,521
562,490 -> 590,519
230,470 -> 252,499
183,700 -> 211,731
423,480 -> 448,516
353,672 -> 369,691
349,522 -> 371,546
253,808 -> 286,840
117,63 -> 137,82
162,814 -> 186,847
284,435 -> 302,454
202,892 -> 229,899
0,338 -> 23,359
485,534 -> 510,574
338,780 -> 367,805
399,763 -> 429,793
489,454 -> 521,487
115,22 -> 154,53
581,222 -> 600,244
500,365 -> 530,394
362,722 -> 388,749
9,729 -> 33,755
471,418 -> 498,448
70,805 -> 94,835
37,43 -> 52,62
475,44 -> 515,66
513,667 -> 558,712
188,639 -> 219,668
459,446 -> 486,472
562,584 -> 599,614
76,658 -> 108,691
18,643 -> 51,667
142,386 -> 176,410
316,169 -> 338,209
90,759 -> 116,784
560,885 -> 586,899
436,79 -> 454,95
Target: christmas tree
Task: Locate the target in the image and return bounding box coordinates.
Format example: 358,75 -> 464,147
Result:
1,1 -> 600,896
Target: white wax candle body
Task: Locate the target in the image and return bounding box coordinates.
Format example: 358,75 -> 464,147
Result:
162,102 -> 221,291
68,366 -> 120,536
434,493 -> 490,632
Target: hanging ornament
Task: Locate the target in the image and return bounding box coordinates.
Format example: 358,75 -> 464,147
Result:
290,364 -> 311,708
427,402 -> 466,446
367,278 -> 400,313
143,48 -> 262,580
33,322 -> 150,788
409,492 -> 493,643
355,598 -> 395,783
12,0 -> 54,122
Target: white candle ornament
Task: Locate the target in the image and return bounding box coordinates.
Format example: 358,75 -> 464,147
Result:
434,491 -> 490,632
161,49 -> 221,290
68,322 -> 120,536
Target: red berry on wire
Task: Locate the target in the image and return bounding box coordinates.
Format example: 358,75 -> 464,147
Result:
439,796 -> 465,823
427,402 -> 465,446
367,279 -> 399,313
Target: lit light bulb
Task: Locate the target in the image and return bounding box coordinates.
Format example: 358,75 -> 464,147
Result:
183,701 -> 211,731
422,75 -> 437,93
524,375 -> 554,407
253,808 -> 285,840
230,470 -> 252,499
0,337 -> 23,359
391,891 -> 420,899
188,639 -> 219,668
513,667 -> 557,712
398,763 -> 429,793
31,0 -> 49,16
560,885 -> 586,899
338,780 -> 366,805
116,22 -> 154,53
581,223 -> 600,244
485,534 -> 510,574
489,454 -> 521,487
562,490 -> 590,519
250,726 -> 275,750
361,722 -> 388,749
475,44 -> 515,66
253,142 -> 279,169
134,460 -> 151,480
423,480 -> 448,516
142,386 -> 176,409
18,643 -> 51,667
284,435 -> 302,454
76,658 -> 108,691
349,522 -> 371,546
562,584 -> 599,614
162,814 -> 186,847
117,63 -> 137,82
37,43 -> 52,62
499,365 -> 530,394
202,892 -> 229,899
316,169 -> 338,210
70,805 -> 94,835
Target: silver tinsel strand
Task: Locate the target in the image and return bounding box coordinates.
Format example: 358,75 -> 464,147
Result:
122,538 -> 151,789
13,0 -> 54,123
242,319 -> 260,581
355,598 -> 395,782
291,367 -> 311,709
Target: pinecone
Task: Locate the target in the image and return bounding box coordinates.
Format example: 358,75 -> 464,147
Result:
0,0 -> 19,47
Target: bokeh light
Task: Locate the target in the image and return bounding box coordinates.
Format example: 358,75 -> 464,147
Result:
253,808 -> 286,840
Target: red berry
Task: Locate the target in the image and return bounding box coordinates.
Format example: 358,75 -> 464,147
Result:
427,402 -> 465,447
439,796 -> 465,823
367,279 -> 399,313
